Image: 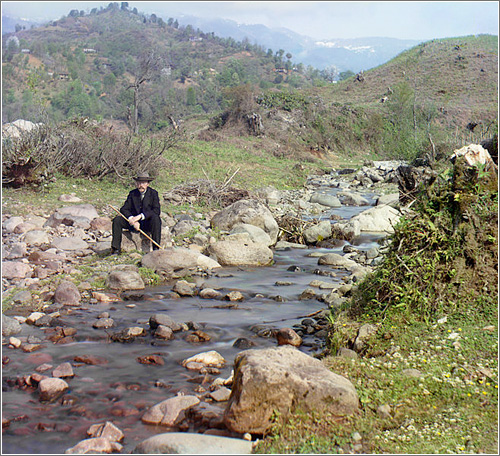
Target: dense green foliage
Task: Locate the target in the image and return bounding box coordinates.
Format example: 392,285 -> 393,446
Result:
350,159 -> 498,321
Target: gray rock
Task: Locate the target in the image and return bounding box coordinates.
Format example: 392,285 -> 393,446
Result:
51,237 -> 89,251
6,242 -> 27,259
132,433 -> 253,454
337,347 -> 358,359
52,204 -> 99,221
310,193 -> 341,208
318,253 -> 358,269
106,270 -> 145,291
338,191 -> 370,206
350,205 -> 401,233
376,193 -> 400,207
303,220 -> 332,244
11,290 -> 32,304
2,314 -> 22,337
230,223 -> 273,246
3,216 -> 24,233
207,239 -> 273,267
22,230 -> 50,246
353,324 -> 379,353
274,241 -> 308,250
141,248 -> 220,279
211,199 -> 279,244
172,280 -> 197,297
224,345 -> 359,434
149,314 -> 182,332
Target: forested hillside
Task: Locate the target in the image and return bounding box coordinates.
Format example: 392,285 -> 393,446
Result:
1,3 -> 329,130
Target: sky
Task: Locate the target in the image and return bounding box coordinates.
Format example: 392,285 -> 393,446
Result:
1,1 -> 499,41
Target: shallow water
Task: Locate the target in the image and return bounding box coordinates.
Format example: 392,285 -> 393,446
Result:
2,187 -> 386,454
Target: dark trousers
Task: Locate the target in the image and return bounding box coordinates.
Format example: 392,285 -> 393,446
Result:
112,215 -> 161,251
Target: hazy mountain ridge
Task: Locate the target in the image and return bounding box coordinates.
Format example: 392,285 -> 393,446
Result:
170,14 -> 421,71
2,11 -> 421,72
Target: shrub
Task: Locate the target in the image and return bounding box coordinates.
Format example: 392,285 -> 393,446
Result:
349,158 -> 498,321
2,118 -> 183,187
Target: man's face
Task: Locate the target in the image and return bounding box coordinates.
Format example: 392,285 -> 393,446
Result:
136,180 -> 149,193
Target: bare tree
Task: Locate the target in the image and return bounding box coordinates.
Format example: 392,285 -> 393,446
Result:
128,50 -> 163,134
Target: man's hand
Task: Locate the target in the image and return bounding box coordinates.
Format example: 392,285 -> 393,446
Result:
128,215 -> 141,230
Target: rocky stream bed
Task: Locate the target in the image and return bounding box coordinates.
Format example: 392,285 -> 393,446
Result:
2,162 -> 404,454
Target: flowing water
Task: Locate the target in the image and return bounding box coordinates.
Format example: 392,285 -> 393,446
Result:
2,184 -> 387,454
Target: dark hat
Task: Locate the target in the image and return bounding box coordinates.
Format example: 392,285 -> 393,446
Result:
134,172 -> 154,182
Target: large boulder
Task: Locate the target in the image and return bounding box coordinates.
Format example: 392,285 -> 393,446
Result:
141,248 -> 221,279
229,223 -> 273,246
349,205 -> 401,233
223,345 -> 359,434
206,239 -> 273,267
210,199 -> 279,245
106,266 -> 145,291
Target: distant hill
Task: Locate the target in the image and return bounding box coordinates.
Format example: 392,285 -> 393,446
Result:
1,14 -> 41,34
1,5 -> 323,127
2,10 -> 421,73
167,14 -> 422,72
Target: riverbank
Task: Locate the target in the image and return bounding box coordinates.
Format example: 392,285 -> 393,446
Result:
2,155 -> 498,454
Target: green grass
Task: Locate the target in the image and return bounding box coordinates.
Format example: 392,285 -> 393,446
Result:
255,311 -> 498,454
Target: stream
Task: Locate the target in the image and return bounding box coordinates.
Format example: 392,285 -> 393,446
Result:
2,183 -> 388,454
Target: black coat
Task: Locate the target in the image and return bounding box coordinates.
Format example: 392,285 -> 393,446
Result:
120,187 -> 160,221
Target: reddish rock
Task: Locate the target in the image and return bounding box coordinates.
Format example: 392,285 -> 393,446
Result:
90,217 -> 112,231
137,355 -> 165,365
22,343 -> 44,353
25,352 -> 53,365
185,330 -> 211,343
74,355 -> 108,365
87,421 -> 124,442
38,378 -> 69,402
65,437 -> 122,454
54,281 -> 81,306
276,328 -> 302,347
52,362 -> 74,378
154,325 -> 174,340
141,395 -> 200,426
2,261 -> 31,279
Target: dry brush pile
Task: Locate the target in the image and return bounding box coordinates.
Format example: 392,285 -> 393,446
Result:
2,119 -> 182,188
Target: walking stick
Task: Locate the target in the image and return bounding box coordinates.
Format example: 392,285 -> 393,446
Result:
109,205 -> 163,250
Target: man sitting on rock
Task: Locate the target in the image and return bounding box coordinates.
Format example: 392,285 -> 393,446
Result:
111,172 -> 161,254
